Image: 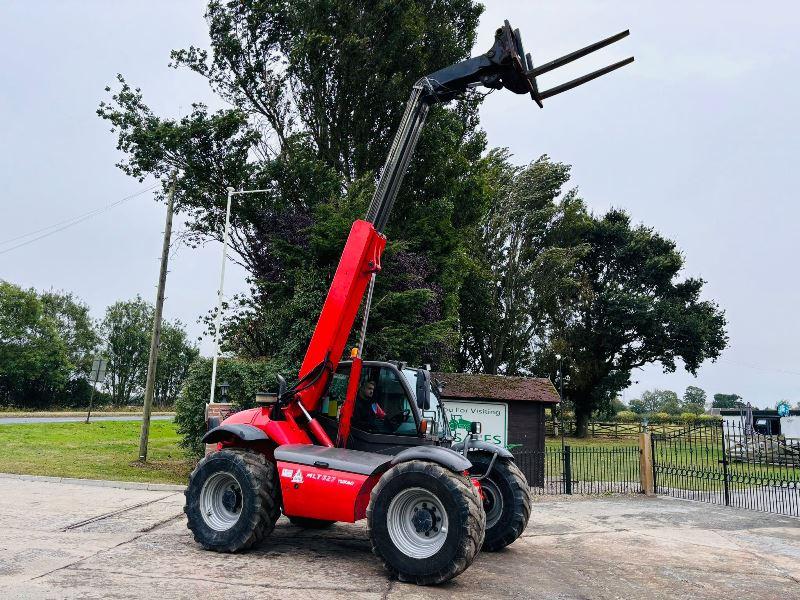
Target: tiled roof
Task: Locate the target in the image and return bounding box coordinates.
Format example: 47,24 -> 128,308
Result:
431,372 -> 560,404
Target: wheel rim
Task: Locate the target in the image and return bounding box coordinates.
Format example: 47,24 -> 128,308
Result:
200,472 -> 243,531
481,478 -> 504,529
386,487 -> 449,559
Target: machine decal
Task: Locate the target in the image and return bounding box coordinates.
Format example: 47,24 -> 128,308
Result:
281,468 -> 294,478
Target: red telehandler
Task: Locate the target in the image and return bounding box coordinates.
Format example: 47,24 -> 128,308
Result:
185,21 -> 632,585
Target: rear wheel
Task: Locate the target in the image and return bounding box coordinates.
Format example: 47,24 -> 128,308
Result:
288,516 -> 336,529
469,453 -> 531,551
184,449 -> 280,552
367,460 -> 485,585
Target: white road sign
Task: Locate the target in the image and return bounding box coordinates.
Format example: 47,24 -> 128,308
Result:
444,400 -> 508,447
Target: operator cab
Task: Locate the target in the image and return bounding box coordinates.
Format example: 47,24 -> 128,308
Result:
315,361 -> 450,455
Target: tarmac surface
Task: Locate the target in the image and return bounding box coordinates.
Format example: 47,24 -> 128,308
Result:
0,415 -> 174,425
0,475 -> 798,599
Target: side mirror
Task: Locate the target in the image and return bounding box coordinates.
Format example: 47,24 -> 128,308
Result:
276,374 -> 287,398
416,368 -> 431,410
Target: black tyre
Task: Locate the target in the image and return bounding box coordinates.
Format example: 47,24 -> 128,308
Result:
184,449 -> 280,552
288,516 -> 336,529
367,460 -> 485,585
469,453 -> 531,551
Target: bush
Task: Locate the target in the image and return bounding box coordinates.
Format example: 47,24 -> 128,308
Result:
698,413 -> 721,423
649,412 -> 671,424
175,356 -> 285,455
679,412 -> 699,423
615,410 -> 638,423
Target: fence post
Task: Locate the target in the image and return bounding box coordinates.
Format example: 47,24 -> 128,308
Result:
639,432 -> 654,496
563,445 -> 572,494
719,421 -> 730,506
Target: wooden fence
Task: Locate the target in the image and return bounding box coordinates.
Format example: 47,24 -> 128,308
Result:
546,420 -> 696,438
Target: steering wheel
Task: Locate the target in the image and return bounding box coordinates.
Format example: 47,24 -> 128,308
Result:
387,409 -> 411,431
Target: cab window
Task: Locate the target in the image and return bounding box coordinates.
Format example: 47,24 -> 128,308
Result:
325,365 -> 417,436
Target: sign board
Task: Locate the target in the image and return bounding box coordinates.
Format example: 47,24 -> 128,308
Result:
444,400 -> 508,447
89,358 -> 107,384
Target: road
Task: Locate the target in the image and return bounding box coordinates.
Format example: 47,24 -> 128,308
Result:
0,476 -> 798,599
0,415 -> 174,425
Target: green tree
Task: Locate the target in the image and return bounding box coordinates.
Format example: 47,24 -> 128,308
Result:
0,282 -> 71,407
682,385 -> 707,414
40,290 -> 99,380
550,209 -> 727,436
712,393 -> 742,409
101,297 -> 152,405
593,395 -> 626,420
459,153 -> 585,375
154,321 -> 200,407
629,389 -> 681,415
98,0 -> 487,370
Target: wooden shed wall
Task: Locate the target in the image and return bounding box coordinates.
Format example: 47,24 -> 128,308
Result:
507,401 -> 545,452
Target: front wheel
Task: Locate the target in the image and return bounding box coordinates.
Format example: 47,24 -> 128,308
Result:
184,449 -> 280,552
367,460 -> 485,585
469,453 -> 531,551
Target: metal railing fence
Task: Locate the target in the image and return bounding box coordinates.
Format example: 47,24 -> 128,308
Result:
512,445 -> 641,495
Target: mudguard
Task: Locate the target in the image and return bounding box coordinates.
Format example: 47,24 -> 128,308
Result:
390,445 -> 472,472
201,423 -> 270,444
452,439 -> 514,459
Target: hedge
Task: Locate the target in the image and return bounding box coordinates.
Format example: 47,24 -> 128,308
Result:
175,357 -> 285,455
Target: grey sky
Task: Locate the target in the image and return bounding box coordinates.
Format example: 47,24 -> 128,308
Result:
1,1 -> 797,406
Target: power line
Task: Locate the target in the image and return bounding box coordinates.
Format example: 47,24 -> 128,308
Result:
0,184 -> 159,256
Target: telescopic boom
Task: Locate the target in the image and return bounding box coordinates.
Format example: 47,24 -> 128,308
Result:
285,21 -> 633,426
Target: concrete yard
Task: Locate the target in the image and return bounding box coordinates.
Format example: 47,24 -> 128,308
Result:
0,475 -> 798,599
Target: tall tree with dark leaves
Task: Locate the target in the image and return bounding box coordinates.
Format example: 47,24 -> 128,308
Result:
459,153 -> 585,375
98,0 -> 487,370
546,210 -> 728,436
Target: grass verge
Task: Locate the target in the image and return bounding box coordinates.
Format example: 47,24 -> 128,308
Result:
0,421 -> 194,484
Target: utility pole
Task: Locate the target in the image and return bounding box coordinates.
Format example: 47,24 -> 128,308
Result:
138,172 -> 176,462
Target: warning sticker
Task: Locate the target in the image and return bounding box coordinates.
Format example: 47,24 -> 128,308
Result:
281,468 -> 294,478
291,470 -> 304,484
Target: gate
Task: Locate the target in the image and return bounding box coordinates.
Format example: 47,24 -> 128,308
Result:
513,445 -> 641,495
652,422 -> 800,517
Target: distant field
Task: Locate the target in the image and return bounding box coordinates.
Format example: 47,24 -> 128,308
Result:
0,421 -> 192,484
